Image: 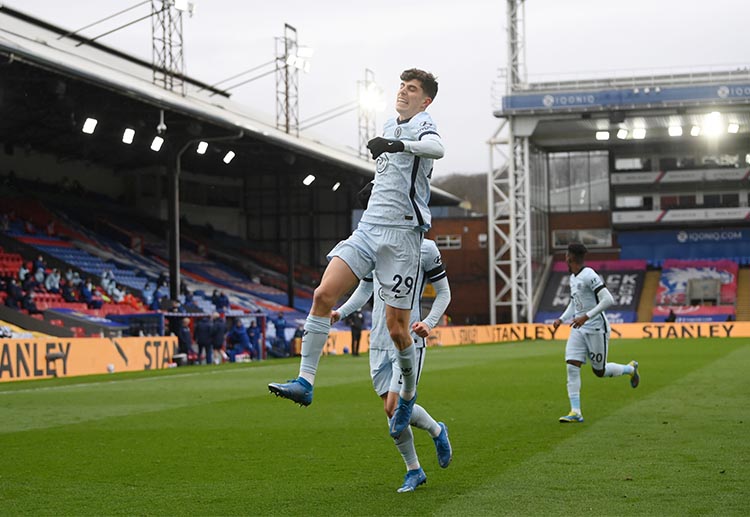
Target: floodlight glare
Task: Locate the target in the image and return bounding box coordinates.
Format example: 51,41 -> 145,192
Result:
223,151 -> 236,164
632,128 -> 646,140
285,46 -> 314,72
82,118 -> 98,134
332,182 -> 341,192
196,141 -> 208,154
616,128 -> 628,140
122,128 -> 135,144
668,126 -> 683,137
703,111 -> 723,136
359,83 -> 386,113
595,131 -> 609,141
296,46 -> 315,59
303,174 -> 315,186
173,0 -> 196,15
690,125 -> 701,136
150,136 -> 164,151
727,123 -> 739,134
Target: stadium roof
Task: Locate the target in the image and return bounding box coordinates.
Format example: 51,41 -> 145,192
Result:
0,6 -> 460,205
494,69 -> 750,152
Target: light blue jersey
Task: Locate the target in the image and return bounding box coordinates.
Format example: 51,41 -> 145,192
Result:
360,111 -> 441,231
568,267 -> 610,334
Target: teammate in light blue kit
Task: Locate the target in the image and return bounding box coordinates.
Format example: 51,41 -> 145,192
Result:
552,243 -> 640,423
269,69 -> 443,438
332,238 -> 452,492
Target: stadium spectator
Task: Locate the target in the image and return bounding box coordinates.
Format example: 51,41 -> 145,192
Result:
226,318 -> 253,362
331,238 -> 453,492
110,283 -> 125,303
33,264 -> 45,286
552,243 -> 640,424
273,312 -> 288,354
214,291 -> 230,312
210,313 -> 226,365
157,271 -> 168,288
79,279 -> 103,309
177,317 -> 193,356
34,255 -> 45,273
1,213 -> 9,231
345,309 -> 364,357
269,67 -> 443,440
44,268 -> 61,294
61,280 -> 77,302
101,269 -> 116,295
665,309 -> 677,323
65,268 -> 82,287
22,291 -> 41,314
182,290 -> 200,312
149,292 -> 163,311
247,319 -> 262,360
5,278 -> 23,308
194,316 -> 213,365
18,262 -> 29,283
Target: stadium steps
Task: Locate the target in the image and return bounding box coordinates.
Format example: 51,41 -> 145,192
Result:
637,270 -> 661,322
735,267 -> 750,321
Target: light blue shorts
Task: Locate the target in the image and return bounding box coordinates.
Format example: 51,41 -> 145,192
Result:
327,222 -> 422,310
369,344 -> 425,397
565,327 -> 610,370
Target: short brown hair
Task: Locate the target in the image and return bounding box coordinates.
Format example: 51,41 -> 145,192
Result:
400,68 -> 438,100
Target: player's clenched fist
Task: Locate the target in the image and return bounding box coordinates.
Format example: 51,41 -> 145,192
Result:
367,137 -> 405,159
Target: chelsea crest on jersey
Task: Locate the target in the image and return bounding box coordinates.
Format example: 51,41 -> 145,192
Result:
360,111 -> 440,232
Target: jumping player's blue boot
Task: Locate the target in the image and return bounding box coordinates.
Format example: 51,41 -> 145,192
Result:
389,393 -> 417,438
396,468 -> 427,493
268,377 -> 313,406
433,422 -> 453,468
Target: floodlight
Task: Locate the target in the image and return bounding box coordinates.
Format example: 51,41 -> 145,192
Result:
595,131 -> 609,141
616,128 -> 628,140
632,128 -> 646,140
703,111 -> 723,136
285,46 -> 314,72
173,0 -> 196,15
196,141 -> 208,154
690,125 -> 701,136
668,126 -> 683,137
303,174 -> 315,186
223,151 -> 236,164
332,182 -> 341,192
150,136 -> 164,151
359,83 -> 386,113
296,46 -> 315,59
122,128 -> 135,144
727,123 -> 739,134
82,118 -> 98,134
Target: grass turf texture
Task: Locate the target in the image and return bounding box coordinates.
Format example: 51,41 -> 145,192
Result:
1,338 -> 748,515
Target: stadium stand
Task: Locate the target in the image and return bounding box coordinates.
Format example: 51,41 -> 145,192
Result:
535,260 -> 647,324
652,259 -> 738,322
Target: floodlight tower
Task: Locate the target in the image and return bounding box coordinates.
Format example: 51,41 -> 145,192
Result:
276,24 -> 301,136
151,0 -> 193,95
487,0 -> 537,324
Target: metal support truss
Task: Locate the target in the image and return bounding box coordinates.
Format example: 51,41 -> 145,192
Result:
488,120 -> 533,323
151,0 -> 186,95
487,0 -> 532,324
275,23 -> 300,136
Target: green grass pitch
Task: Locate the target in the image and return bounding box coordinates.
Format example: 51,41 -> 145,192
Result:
1,337 -> 748,515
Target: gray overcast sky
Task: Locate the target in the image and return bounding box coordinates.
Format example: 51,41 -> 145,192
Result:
8,0 -> 750,177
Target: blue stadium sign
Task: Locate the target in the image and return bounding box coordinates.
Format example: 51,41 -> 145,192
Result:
501,83 -> 750,114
